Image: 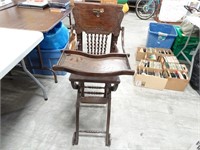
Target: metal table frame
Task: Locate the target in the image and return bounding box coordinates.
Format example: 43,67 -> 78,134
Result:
176,16 -> 200,77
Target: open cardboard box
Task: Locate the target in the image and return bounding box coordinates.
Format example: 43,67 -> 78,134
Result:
136,47 -> 147,61
136,47 -> 159,61
136,47 -> 174,61
165,70 -> 189,91
155,48 -> 174,57
134,66 -> 189,91
159,55 -> 180,64
134,67 -> 168,90
135,47 -> 190,91
163,63 -> 188,73
138,59 -> 163,71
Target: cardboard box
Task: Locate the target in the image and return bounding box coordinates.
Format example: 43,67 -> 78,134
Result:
155,48 -> 174,57
138,59 -> 163,71
136,47 -> 158,61
135,47 -> 189,91
134,67 -> 168,90
136,47 -> 147,61
159,55 -> 180,64
163,63 -> 188,73
165,78 -> 189,91
136,47 -> 174,61
135,74 -> 168,90
165,70 -> 189,91
134,66 -> 189,91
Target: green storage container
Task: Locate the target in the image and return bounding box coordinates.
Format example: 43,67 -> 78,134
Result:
172,26 -> 199,61
118,0 -> 127,4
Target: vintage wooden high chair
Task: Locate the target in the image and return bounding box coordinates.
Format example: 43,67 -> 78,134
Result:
53,2 -> 134,146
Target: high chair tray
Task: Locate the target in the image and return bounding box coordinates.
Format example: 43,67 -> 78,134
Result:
53,50 -> 135,76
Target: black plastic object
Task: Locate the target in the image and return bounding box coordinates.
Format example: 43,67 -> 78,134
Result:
190,49 -> 200,95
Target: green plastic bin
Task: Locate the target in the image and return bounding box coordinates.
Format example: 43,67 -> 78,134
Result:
172,26 -> 199,61
118,0 -> 127,4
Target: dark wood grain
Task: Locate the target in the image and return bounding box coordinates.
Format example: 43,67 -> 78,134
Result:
72,2 -> 124,53
73,2 -> 123,35
0,5 -> 72,32
53,50 -> 135,76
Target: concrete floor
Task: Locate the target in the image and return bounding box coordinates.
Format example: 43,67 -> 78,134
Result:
1,10 -> 200,150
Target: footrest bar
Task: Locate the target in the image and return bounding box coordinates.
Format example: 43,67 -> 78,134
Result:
79,130 -> 106,134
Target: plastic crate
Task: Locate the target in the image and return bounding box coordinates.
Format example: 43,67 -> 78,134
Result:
26,49 -> 66,75
118,0 -> 128,4
173,26 -> 199,44
172,26 -> 199,61
172,45 -> 197,61
146,22 -> 177,49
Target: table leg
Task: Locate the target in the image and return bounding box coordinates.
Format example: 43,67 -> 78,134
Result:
21,59 -> 48,100
36,45 -> 58,83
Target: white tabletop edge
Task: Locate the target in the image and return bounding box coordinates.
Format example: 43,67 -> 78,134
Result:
0,28 -> 44,79
186,16 -> 200,28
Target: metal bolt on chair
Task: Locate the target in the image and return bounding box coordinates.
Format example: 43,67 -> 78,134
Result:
53,2 -> 135,146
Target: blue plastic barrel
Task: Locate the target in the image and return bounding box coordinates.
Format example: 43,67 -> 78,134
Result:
40,22 -> 69,50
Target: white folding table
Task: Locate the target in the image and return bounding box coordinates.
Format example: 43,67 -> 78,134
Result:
0,27 -> 48,100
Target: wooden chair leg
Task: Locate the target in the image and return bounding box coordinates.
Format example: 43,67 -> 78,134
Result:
105,84 -> 111,146
73,100 -> 80,145
105,98 -> 111,146
73,89 -> 81,145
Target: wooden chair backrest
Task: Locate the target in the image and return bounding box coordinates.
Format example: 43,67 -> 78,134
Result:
72,2 -> 124,54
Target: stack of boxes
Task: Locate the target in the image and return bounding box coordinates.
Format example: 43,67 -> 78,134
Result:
134,47 -> 190,91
